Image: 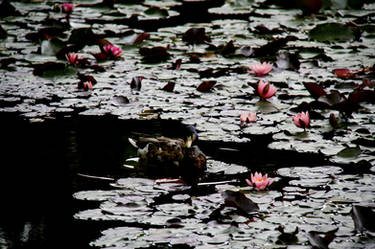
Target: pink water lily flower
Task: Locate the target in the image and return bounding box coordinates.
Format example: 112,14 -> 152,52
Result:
246,172 -> 274,191
240,112 -> 256,126
250,62 -> 273,76
82,81 -> 93,90
103,45 -> 122,58
257,79 -> 278,99
292,111 -> 310,130
65,53 -> 82,65
61,3 -> 74,14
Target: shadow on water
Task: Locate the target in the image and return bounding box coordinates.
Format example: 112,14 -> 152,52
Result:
0,113 -> 335,248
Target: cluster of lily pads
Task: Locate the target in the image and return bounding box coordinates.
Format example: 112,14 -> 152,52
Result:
58,2 -> 279,191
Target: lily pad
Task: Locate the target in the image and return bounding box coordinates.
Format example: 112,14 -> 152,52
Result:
309,23 -> 356,42
337,146 -> 361,158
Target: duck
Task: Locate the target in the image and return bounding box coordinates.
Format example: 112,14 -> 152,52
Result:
126,126 -> 207,184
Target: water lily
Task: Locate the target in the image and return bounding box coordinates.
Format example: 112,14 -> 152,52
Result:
82,81 -> 93,90
65,52 -> 82,65
61,3 -> 74,14
292,111 -> 310,130
250,62 -> 273,76
246,172 -> 274,190
240,112 -> 256,126
103,45 -> 122,58
257,79 -> 278,99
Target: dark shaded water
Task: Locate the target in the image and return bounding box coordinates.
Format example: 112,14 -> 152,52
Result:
0,114 -> 218,248
0,113 -> 151,248
0,113 -> 103,249
0,113 -> 328,249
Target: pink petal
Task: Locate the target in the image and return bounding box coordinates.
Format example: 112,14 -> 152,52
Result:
292,115 -> 301,127
267,177 -> 275,186
251,62 -> 273,76
245,178 -> 252,187
240,113 -> 248,123
301,112 -> 310,126
247,112 -> 256,122
263,84 -> 278,98
254,172 -> 260,179
255,181 -> 266,190
257,80 -> 267,97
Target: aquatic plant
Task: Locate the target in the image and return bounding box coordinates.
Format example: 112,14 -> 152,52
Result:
65,53 -> 82,65
250,62 -> 273,76
292,111 -> 310,130
103,45 -> 122,58
240,112 -> 256,127
257,79 -> 278,99
61,3 -> 74,15
246,172 -> 274,190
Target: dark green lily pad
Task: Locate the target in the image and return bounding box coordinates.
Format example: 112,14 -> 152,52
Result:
337,146 -> 361,158
309,23 -> 356,42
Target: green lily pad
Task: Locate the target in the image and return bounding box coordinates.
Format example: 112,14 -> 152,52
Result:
309,23 -> 355,42
337,147 -> 361,158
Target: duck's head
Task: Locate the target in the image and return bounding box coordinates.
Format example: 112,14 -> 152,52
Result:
184,125 -> 198,148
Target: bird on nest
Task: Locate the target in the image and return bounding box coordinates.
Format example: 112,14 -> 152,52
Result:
125,126 -> 207,185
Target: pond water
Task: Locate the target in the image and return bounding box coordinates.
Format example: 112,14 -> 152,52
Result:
1,114 -> 374,248
1,0 -> 375,248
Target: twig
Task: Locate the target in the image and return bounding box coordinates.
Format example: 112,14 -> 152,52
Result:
77,173 -> 115,181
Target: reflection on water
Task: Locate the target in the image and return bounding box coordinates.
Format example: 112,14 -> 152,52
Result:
0,113 -> 195,249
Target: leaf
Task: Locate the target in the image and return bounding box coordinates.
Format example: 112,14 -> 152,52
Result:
351,203 -> 375,233
277,226 -> 299,245
32,62 -> 67,76
304,82 -> 327,99
139,46 -> 170,63
222,190 -> 259,215
215,40 -> 236,56
144,7 -> 168,17
332,68 -> 361,79
182,28 -> 211,45
132,32 -> 150,45
0,24 -> 7,39
348,89 -> 374,104
169,59 -> 182,70
197,80 -> 216,92
252,36 -> 297,57
91,52 -> 108,61
68,28 -> 97,46
329,113 -> 339,129
0,0 -> 20,17
317,90 -> 345,106
77,72 -> 97,85
251,25 -> 284,35
130,76 -> 144,91
112,96 -> 130,105
307,228 -> 337,249
199,68 -> 228,78
161,81 -> 175,92
0,57 -> 16,69
25,27 -> 66,43
337,146 -> 361,158
309,23 -> 356,42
